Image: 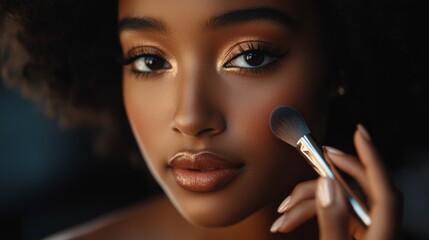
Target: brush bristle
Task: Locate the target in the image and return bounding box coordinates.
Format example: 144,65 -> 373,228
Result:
269,105 -> 310,147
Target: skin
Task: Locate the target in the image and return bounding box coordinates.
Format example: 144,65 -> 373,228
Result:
120,0 -> 325,229
57,0 -> 401,239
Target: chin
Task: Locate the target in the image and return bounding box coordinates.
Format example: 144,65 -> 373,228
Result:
180,203 -> 253,228
167,185 -> 274,228
188,215 -> 245,228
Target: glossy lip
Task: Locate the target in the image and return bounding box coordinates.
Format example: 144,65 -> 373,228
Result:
168,151 -> 243,192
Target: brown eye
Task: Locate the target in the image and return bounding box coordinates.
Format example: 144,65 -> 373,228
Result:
225,50 -> 276,69
133,55 -> 171,72
244,51 -> 265,66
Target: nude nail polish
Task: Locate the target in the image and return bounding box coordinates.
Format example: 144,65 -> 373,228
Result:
277,196 -> 291,213
323,146 -> 345,155
270,214 -> 285,233
357,124 -> 371,141
317,177 -> 334,208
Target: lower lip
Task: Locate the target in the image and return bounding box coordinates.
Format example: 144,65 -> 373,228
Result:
171,168 -> 241,192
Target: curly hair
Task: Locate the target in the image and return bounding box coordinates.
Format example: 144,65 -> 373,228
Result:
1,0 -> 428,168
0,0 -> 140,161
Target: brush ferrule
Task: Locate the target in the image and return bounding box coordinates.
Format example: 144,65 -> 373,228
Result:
296,134 -> 334,178
296,134 -> 372,227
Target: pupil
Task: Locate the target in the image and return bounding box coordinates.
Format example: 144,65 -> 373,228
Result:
145,56 -> 164,70
245,51 -> 264,66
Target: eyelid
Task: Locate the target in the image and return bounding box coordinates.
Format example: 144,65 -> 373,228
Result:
121,45 -> 174,80
221,40 -> 286,66
121,45 -> 168,65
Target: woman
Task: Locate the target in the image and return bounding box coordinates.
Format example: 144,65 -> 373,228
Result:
3,0 -> 420,239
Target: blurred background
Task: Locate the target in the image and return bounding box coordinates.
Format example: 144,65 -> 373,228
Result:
0,79 -> 157,240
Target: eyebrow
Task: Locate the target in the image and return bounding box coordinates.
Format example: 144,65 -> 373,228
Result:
118,7 -> 298,34
207,7 -> 298,30
118,17 -> 167,33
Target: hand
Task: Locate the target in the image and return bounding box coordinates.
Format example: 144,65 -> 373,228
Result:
270,124 -> 403,239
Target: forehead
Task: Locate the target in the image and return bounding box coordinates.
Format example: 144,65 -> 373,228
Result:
118,0 -> 319,26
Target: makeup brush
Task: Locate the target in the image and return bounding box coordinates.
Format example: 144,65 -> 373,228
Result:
269,105 -> 371,227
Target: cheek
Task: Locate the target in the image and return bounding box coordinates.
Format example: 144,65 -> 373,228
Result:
223,75 -> 321,182
227,71 -> 325,144
122,77 -> 172,176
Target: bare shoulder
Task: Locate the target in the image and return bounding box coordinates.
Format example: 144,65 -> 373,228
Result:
43,195 -> 192,240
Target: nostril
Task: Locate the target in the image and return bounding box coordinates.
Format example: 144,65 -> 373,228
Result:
172,127 -> 181,134
172,126 -> 219,137
170,115 -> 225,137
198,128 -> 217,136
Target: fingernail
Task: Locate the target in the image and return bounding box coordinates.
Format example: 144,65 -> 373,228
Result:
277,196 -> 291,213
357,124 -> 371,141
323,146 -> 345,155
317,177 -> 334,208
270,214 -> 285,233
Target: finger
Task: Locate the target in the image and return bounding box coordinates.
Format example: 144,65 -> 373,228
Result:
273,200 -> 316,233
354,124 -> 401,239
278,181 -> 316,213
323,146 -> 370,194
354,124 -> 394,201
316,177 -> 349,240
323,146 -> 371,237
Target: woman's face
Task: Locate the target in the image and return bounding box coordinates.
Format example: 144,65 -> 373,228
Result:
119,0 -> 328,227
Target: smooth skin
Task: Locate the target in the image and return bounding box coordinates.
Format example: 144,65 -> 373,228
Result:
120,0 -> 326,234
46,0 -> 401,239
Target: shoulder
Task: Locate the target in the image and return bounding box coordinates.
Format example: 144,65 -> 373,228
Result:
43,195 -> 193,240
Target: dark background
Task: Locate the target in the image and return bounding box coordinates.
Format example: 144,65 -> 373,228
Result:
0,80 -> 158,240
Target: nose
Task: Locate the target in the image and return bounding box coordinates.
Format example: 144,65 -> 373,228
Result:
170,72 -> 226,138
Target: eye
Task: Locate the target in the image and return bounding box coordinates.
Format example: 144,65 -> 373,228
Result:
223,41 -> 288,74
226,50 -> 276,69
122,46 -> 172,77
132,55 -> 171,73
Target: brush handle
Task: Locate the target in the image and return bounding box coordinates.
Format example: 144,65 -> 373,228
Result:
297,134 -> 372,227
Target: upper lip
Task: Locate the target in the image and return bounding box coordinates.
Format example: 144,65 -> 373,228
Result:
168,151 -> 242,170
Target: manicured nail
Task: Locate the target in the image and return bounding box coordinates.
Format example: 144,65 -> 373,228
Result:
317,177 -> 334,208
277,196 -> 291,213
357,124 -> 371,141
270,214 -> 285,233
323,146 -> 345,155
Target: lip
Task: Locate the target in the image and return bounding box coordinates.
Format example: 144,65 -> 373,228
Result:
168,151 -> 243,192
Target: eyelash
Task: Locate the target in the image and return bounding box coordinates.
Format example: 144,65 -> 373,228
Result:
121,47 -> 170,78
223,41 -> 288,75
121,41 -> 288,79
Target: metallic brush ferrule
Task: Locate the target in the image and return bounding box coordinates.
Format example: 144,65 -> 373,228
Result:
296,134 -> 372,227
297,135 -> 334,178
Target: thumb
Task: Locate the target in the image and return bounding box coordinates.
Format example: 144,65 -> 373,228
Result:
316,177 -> 349,240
